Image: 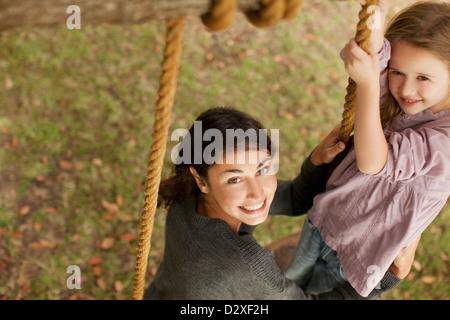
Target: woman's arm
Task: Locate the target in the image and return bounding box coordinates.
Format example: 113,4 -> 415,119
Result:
269,126 -> 345,216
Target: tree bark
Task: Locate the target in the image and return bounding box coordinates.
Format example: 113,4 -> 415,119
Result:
0,0 -> 262,31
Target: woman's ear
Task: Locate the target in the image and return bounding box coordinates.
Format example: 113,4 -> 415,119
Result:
189,167 -> 210,194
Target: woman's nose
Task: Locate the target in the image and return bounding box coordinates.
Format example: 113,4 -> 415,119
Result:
246,178 -> 264,200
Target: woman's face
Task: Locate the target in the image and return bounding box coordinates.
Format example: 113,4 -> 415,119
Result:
194,149 -> 277,230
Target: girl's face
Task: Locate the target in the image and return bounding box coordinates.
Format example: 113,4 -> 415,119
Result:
193,149 -> 277,232
389,41 -> 450,114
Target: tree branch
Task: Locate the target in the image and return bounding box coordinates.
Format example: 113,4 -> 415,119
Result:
0,0 -> 262,31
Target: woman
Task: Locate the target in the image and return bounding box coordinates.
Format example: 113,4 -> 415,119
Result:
145,107 -> 410,299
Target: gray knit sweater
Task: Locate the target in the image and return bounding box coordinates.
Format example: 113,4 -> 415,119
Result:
145,157 -> 400,299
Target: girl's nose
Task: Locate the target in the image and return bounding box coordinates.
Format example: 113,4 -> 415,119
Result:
399,77 -> 416,97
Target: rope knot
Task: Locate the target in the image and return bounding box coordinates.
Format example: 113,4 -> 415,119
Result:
201,0 -> 238,31
245,0 -> 303,28
201,0 -> 304,31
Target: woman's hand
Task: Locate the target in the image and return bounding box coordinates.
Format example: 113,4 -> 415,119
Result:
388,235 -> 421,279
310,125 -> 346,166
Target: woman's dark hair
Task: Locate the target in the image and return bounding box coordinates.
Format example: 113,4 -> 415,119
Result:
158,107 -> 273,207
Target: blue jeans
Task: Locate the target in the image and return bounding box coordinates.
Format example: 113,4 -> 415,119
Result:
285,213 -> 348,294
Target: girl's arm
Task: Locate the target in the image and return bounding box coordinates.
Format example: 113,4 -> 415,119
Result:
343,0 -> 390,174
344,40 -> 388,174
356,0 -> 390,53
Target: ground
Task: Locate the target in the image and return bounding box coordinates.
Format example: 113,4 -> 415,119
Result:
0,0 -> 448,300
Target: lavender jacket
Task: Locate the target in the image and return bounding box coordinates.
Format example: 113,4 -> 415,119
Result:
312,39 -> 450,297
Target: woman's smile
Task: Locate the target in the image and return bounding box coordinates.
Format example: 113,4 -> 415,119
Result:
193,149 -> 277,234
239,198 -> 267,214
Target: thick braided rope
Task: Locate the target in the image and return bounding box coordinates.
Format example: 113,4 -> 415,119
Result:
338,0 -> 378,143
245,0 -> 304,28
132,17 -> 185,300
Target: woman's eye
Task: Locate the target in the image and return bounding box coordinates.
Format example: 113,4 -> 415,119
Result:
257,166 -> 270,176
227,177 -> 241,184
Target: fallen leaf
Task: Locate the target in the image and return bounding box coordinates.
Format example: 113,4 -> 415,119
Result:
12,231 -> 23,238
92,158 -> 103,167
100,237 -> 115,250
114,280 -> 124,292
100,213 -> 115,220
420,275 -> 436,284
306,32 -> 317,42
116,195 -> 123,207
19,205 -> 30,215
285,113 -> 294,121
33,222 -> 42,231
305,84 -> 316,95
116,212 -> 134,222
36,175 -> 46,182
5,76 -> 13,90
135,182 -> 143,193
11,136 -> 18,147
96,278 -> 107,290
330,71 -> 339,82
127,138 -> 136,148
89,257 -> 102,266
273,55 -> 283,63
412,260 -> 422,271
120,233 -> 135,242
406,272 -> 415,281
28,242 -> 44,249
44,207 -> 57,214
59,160 -> 73,171
40,239 -> 57,249
92,266 -> 102,276
101,199 -> 119,213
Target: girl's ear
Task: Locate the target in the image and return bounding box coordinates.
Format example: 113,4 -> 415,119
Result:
189,167 -> 210,194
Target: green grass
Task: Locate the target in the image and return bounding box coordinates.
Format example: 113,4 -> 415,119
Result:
0,0 -> 448,300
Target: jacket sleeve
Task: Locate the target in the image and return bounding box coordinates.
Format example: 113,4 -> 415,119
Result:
269,154 -> 330,216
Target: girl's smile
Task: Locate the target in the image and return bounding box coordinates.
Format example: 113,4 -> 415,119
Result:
389,41 -> 450,114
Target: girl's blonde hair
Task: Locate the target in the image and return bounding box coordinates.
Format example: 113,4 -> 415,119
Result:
380,1 -> 450,128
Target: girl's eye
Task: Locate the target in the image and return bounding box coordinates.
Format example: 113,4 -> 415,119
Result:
418,75 -> 429,81
391,70 -> 404,76
227,177 -> 241,184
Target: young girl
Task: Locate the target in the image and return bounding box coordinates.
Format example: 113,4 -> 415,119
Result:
285,0 -> 450,297
144,107 -> 407,299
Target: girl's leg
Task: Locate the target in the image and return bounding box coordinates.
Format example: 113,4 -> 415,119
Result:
305,245 -> 348,294
284,213 -> 323,289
